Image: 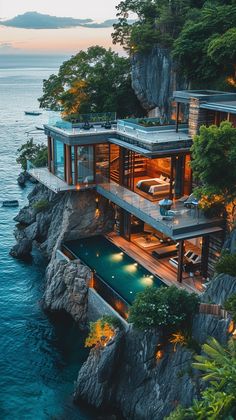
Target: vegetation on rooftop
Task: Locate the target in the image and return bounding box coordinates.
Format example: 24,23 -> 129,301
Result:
112,0 -> 236,88
129,286 -> 199,331
166,337 -> 236,419
38,46 -> 144,118
17,138 -> 48,171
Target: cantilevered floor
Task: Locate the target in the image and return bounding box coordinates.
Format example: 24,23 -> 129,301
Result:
28,167 -> 77,193
97,180 -> 223,240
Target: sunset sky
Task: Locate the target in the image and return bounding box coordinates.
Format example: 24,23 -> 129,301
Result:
0,0 -> 122,54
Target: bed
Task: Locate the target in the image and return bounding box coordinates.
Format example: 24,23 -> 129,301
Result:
136,176 -> 170,195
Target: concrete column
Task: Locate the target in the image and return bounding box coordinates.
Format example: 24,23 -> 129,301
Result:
177,240 -> 184,283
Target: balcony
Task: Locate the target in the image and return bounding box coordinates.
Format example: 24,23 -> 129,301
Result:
97,179 -> 223,240
28,167 -> 78,193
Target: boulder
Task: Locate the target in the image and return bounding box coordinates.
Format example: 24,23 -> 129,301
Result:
43,258 -> 91,328
10,238 -> 32,259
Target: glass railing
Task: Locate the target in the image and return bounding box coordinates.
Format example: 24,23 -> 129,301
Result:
117,120 -> 188,144
96,177 -> 178,231
47,111 -> 117,130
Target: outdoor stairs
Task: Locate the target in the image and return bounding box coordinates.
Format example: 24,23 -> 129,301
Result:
110,169 -> 120,183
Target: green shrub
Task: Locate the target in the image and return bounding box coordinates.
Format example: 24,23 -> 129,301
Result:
33,199 -> 50,212
129,286 -> 200,331
216,253 -> 236,277
224,293 -> 236,322
17,138 -> 48,171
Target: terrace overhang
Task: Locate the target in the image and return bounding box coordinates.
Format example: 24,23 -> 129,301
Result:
44,124 -> 112,145
173,90 -> 236,104
96,182 -> 224,241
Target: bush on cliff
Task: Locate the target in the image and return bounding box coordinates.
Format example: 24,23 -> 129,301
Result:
166,337 -> 236,419
216,253 -> 236,277
224,293 -> 236,322
85,316 -> 122,348
17,138 -> 48,171
129,286 -> 199,331
32,199 -> 50,213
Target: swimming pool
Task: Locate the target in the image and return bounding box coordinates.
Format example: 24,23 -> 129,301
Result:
63,235 -> 165,307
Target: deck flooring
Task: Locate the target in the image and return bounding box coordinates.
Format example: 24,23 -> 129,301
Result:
107,232 -> 204,294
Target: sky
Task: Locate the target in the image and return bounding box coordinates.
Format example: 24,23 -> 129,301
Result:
0,0 -> 122,54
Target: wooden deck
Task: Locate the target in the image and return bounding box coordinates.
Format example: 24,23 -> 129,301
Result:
106,232 -> 204,294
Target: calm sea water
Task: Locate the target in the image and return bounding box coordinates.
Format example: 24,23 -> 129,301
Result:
0,55 -> 95,420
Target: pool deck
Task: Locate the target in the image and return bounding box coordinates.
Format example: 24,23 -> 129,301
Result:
106,232 -> 204,295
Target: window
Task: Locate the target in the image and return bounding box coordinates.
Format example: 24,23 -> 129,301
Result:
76,146 -> 94,184
54,138 -> 64,179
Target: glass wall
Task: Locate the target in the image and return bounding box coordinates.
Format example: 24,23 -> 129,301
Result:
76,146 -> 94,184
95,144 -> 109,182
54,138 -> 65,179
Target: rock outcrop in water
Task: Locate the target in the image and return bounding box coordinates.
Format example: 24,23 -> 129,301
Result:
131,46 -> 187,117
44,258 -> 91,329
11,184 -> 115,327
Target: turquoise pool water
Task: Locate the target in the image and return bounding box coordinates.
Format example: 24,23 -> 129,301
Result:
64,235 -> 165,305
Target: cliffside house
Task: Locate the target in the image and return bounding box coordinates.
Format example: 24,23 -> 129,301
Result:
28,90 -> 236,318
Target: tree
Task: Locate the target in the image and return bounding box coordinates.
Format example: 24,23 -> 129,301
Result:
38,46 -> 144,118
113,0 -> 236,88
85,316 -> 121,348
172,3 -> 236,87
191,122 -> 236,221
129,286 -> 199,330
112,0 -> 194,53
16,139 -> 48,171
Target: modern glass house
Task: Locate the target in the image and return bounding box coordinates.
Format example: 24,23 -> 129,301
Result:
28,91 -> 236,311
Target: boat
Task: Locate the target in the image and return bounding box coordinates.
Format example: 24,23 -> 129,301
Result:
2,200 -> 19,207
35,125 -> 44,130
24,111 -> 42,116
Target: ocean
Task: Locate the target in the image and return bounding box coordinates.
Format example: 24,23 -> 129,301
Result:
0,55 -> 95,420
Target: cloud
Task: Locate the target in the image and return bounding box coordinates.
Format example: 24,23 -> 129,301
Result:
0,42 -> 20,53
0,11 -> 119,30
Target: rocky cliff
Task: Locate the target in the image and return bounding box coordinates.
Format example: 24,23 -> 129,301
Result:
131,46 -> 187,117
11,183 -> 115,327
74,231 -> 236,419
74,306 -> 231,420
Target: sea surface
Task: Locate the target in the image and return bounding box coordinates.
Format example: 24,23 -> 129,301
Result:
0,55 -> 95,420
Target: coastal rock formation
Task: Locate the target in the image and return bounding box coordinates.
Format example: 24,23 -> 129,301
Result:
74,328 -> 198,419
11,184 -> 114,260
202,274 -> 236,306
131,46 -> 187,116
11,183 -> 115,324
44,258 -> 91,329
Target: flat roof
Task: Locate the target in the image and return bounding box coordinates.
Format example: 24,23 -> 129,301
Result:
200,101 -> 236,114
173,90 -> 236,104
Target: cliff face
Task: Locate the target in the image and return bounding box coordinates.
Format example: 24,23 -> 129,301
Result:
131,45 -> 187,117
11,184 -> 115,327
74,309 -> 230,420
74,328 -> 198,419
